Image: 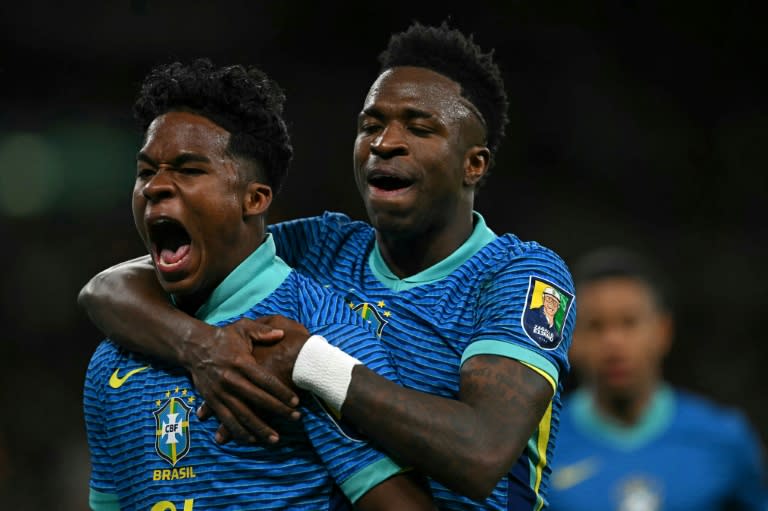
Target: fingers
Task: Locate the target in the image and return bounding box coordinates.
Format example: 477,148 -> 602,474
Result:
197,401 -> 214,420
241,364 -> 300,408
215,424 -> 232,444
251,314 -> 310,335
199,393 -> 281,445
234,317 -> 284,344
195,371 -> 301,445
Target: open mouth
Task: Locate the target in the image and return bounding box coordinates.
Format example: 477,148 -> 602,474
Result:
368,172 -> 413,192
148,218 -> 192,273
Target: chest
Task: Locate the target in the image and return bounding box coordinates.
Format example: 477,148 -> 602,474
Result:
336,282 -> 479,397
98,365 -> 325,507
550,434 -> 737,511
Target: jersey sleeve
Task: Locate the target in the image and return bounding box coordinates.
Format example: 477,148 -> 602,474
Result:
299,318 -> 407,503
461,243 -> 576,393
83,341 -> 122,511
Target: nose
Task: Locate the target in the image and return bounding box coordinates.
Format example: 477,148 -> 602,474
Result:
370,123 -> 408,158
596,324 -> 628,351
142,167 -> 175,202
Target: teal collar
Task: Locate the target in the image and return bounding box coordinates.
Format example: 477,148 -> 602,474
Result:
571,385 -> 675,450
369,211 -> 496,291
190,234 -> 292,324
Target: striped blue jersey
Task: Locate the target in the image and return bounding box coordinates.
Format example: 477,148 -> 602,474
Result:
547,387 -> 768,511
269,211 -> 576,510
83,235 -> 404,511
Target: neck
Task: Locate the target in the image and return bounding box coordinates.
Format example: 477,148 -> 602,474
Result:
376,211 -> 475,278
593,381 -> 660,426
173,227 -> 265,316
174,289 -> 213,317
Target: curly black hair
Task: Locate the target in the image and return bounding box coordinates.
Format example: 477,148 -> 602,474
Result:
133,58 -> 293,194
378,21 -> 509,172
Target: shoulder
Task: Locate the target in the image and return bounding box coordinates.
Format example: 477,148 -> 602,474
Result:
316,211 -> 372,233
269,210 -> 371,237
284,272 -> 362,324
480,235 -> 575,299
493,235 -> 571,272
88,339 -> 121,369
673,389 -> 760,444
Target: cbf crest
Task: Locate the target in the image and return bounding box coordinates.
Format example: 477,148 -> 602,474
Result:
345,290 -> 391,337
153,392 -> 192,466
521,277 -> 573,350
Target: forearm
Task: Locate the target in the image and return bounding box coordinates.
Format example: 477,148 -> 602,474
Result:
342,369 -> 495,498
342,359 -> 551,499
78,255 -> 210,364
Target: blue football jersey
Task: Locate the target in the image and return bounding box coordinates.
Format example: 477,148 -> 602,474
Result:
269,211 -> 576,510
83,235 -> 404,510
547,387 -> 768,511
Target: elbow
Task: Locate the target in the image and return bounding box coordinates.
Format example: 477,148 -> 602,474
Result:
77,274 -> 100,312
450,449 -> 517,500
459,471 -> 505,501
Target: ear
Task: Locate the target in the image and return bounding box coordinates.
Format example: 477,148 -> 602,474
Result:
569,327 -> 586,368
655,311 -> 674,357
243,181 -> 272,218
463,145 -> 490,186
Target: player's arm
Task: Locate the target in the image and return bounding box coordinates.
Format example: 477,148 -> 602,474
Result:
349,355 -> 552,500
77,255 -> 301,443
245,319 -> 553,500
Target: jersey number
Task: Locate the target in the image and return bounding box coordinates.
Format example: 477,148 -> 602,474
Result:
151,499 -> 194,511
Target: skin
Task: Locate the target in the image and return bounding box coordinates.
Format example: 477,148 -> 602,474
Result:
79,66 -> 554,499
134,111 -> 270,312
355,66 -> 489,277
542,294 -> 560,326
116,109 -> 435,510
568,276 -> 672,425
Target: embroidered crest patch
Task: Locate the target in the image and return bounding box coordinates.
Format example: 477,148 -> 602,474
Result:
345,290 -> 390,337
521,277 -> 573,350
153,396 -> 192,466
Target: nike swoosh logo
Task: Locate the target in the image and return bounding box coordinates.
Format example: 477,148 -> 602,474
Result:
109,366 -> 149,388
552,457 -> 600,490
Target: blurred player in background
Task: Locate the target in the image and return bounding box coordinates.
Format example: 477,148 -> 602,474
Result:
547,246 -> 767,511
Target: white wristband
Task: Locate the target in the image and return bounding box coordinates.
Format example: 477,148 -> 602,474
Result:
292,335 -> 361,412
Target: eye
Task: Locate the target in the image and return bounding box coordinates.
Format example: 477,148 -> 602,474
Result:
136,166 -> 155,179
358,122 -> 382,135
408,124 -> 433,136
179,167 -> 205,175
620,315 -> 639,330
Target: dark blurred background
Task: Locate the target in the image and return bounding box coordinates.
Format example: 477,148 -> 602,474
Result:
1,1 -> 765,508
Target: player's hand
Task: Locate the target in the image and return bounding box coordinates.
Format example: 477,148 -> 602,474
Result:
249,314 -> 313,383
199,315 -> 314,444
186,317 -> 301,445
